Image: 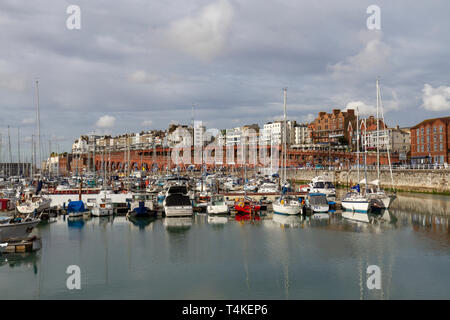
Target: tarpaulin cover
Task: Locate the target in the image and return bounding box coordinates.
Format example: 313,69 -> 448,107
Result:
67,201 -> 85,213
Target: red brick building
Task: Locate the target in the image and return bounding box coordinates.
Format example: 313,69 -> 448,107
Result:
310,109 -> 357,145
410,116 -> 450,164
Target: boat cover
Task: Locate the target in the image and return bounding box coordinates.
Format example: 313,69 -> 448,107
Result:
67,201 -> 85,213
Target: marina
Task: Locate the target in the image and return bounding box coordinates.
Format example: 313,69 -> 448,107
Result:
0,190 -> 448,299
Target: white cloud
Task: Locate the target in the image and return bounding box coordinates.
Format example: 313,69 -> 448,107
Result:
128,70 -> 161,84
329,34 -> 391,78
422,84 -> 450,111
22,118 -> 35,124
301,113 -> 316,123
344,101 -> 376,116
141,120 -> 153,126
96,115 -> 116,128
163,0 -> 234,61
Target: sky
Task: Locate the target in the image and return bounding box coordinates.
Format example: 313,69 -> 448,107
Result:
0,0 -> 449,160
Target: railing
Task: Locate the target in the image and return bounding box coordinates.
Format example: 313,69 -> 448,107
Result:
288,164 -> 449,171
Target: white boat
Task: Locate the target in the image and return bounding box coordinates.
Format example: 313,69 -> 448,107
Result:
66,200 -> 89,218
258,182 -> 279,193
304,193 -> 330,213
341,192 -> 371,213
163,185 -> 193,217
206,195 -> 229,215
272,195 -> 302,216
91,201 -> 114,217
300,176 -> 336,202
16,195 -> 51,215
0,216 -> 40,241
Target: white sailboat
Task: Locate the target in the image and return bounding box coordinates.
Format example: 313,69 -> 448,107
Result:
273,88 -> 301,216
367,79 -> 396,210
341,107 -> 371,215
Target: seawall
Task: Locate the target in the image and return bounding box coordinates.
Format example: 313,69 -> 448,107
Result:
289,169 -> 450,194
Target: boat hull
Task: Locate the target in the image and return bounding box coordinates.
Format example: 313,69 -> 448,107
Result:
164,206 -> 193,217
272,203 -> 301,215
341,199 -> 370,213
0,219 -> 40,241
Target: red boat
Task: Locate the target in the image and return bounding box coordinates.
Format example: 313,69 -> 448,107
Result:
234,197 -> 261,215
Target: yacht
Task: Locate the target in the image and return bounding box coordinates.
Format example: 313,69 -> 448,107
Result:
258,182 -> 279,194
206,195 -> 229,215
163,185 -> 193,217
16,195 -> 51,215
303,193 -> 329,214
300,176 -> 336,202
0,215 -> 40,241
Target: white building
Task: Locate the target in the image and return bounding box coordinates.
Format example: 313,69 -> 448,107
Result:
261,120 -> 295,145
294,123 -> 311,145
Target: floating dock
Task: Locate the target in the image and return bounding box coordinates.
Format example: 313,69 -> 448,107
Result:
1,236 -> 42,254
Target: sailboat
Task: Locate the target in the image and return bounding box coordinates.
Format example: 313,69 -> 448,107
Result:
341,107 -> 371,217
272,88 -> 301,216
366,79 -> 396,210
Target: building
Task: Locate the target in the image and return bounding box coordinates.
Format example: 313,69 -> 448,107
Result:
410,116 -> 450,165
294,123 -> 311,145
261,120 -> 295,145
310,109 -> 356,145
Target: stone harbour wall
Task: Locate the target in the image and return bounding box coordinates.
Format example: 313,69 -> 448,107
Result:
289,169 -> 450,194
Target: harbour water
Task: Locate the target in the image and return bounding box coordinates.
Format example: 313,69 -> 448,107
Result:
1,192 -> 448,300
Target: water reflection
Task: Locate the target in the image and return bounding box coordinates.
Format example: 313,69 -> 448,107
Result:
0,252 -> 40,274
67,216 -> 85,229
127,216 -> 155,230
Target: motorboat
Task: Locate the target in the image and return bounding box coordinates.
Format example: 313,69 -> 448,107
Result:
303,193 -> 329,214
258,182 -> 279,194
91,201 -> 114,217
0,215 -> 40,241
163,185 -> 193,217
234,196 -> 261,215
299,176 -> 336,202
206,195 -> 229,215
67,200 -> 89,218
127,193 -> 155,218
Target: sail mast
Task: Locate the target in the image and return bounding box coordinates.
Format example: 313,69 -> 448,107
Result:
356,107 -> 360,184
35,80 -> 42,174
376,78 -> 380,184
283,88 -> 287,184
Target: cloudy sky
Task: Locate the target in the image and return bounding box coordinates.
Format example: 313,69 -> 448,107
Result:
0,0 -> 449,159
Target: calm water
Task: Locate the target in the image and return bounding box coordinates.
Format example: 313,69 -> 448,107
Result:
1,192 -> 449,300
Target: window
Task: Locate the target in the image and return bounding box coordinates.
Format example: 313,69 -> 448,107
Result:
440,143 -> 443,151
440,126 -> 443,133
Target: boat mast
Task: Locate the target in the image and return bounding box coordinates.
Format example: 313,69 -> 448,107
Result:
376,78 -> 380,185
283,88 -> 287,185
35,80 -> 41,175
377,79 -> 395,192
8,125 -> 12,176
356,107 -> 360,185
363,119 -> 368,195
18,127 -> 21,176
